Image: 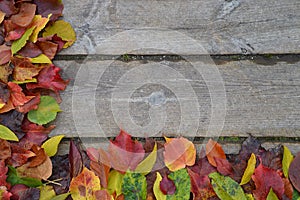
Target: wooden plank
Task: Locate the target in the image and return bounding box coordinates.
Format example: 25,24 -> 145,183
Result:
50,59 -> 300,138
60,0 -> 300,55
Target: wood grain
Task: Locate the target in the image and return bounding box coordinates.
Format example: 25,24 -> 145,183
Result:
50,59 -> 300,138
60,0 -> 300,55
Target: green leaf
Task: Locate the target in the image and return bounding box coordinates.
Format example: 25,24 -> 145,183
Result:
28,96 -> 61,125
167,168 -> 190,200
0,125 -> 19,141
43,20 -> 76,48
11,26 -> 36,54
154,172 -> 167,200
42,135 -> 64,157
30,54 -> 52,64
293,190 -> 300,200
209,172 -> 247,200
267,188 -> 279,200
107,170 -> 124,196
50,193 -> 70,200
283,146 -> 294,178
240,153 -> 256,185
122,171 -> 147,200
39,185 -> 56,200
135,142 -> 157,175
7,166 -> 43,187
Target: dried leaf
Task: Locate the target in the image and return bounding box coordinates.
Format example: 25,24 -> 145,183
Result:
41,135 -> 64,157
135,142 -> 157,175
206,139 -> 226,167
69,140 -> 83,179
215,157 -> 233,176
28,96 -> 61,125
209,172 -> 247,200
69,167 -> 101,200
29,144 -> 47,167
289,153 -> 300,192
11,3 -> 36,27
0,44 -> 11,65
160,175 -> 176,195
122,171 -> 147,200
153,172 -> 167,200
18,42 -> 42,58
240,153 -> 256,185
33,0 -> 64,21
7,166 -> 43,187
282,146 -> 294,178
252,163 -> 284,200
29,15 -> 50,43
0,139 -> 11,160
12,57 -> 42,81
163,137 -> 196,172
43,20 -> 76,48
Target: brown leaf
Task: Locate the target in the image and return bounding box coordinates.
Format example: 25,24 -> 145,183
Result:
28,145 -> 47,167
18,42 -> 42,58
0,44 -> 11,65
37,41 -> 58,60
0,0 -> 17,17
12,57 -> 42,82
206,139 -> 226,167
0,139 -> 11,160
283,178 -> 293,200
69,140 -> 83,179
11,3 -> 36,27
0,63 -> 13,83
289,153 -> 300,192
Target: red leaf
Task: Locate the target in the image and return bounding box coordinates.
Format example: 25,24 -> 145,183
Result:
283,178 -> 293,200
4,20 -> 26,41
205,139 -> 226,167
11,3 -> 36,27
108,130 -> 145,172
0,44 -> 11,65
187,168 -> 216,200
160,174 -> 176,195
289,153 -> 300,192
26,65 -> 69,93
8,82 -> 34,107
18,42 -> 42,58
215,157 -> 233,176
189,149 -> 216,177
0,160 -> 9,187
33,0 -> 64,21
17,95 -> 40,113
69,140 -> 83,179
12,57 -> 42,82
252,163 -> 284,200
0,139 -> 11,160
37,41 -> 58,60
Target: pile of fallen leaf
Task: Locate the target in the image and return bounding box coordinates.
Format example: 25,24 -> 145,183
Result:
0,1 -> 300,200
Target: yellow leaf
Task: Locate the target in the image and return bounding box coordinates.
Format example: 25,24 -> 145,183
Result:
29,15 -> 50,43
42,135 -> 64,157
0,11 -> 5,24
267,188 -> 279,200
30,54 -> 52,64
70,167 -> 101,200
39,185 -> 56,200
11,26 -> 36,54
164,137 -> 196,171
153,172 -> 166,200
107,170 -> 124,197
246,193 -> 255,200
240,153 -> 256,185
135,143 -> 157,175
50,193 -> 70,200
0,124 -> 19,141
282,146 -> 294,178
43,20 -> 76,48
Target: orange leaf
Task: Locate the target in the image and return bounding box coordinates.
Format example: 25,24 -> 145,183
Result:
69,167 -> 101,200
163,137 -> 196,171
205,139 -> 226,167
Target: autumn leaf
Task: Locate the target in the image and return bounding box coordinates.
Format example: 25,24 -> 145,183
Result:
240,153 -> 256,185
42,135 -> 64,157
107,170 -> 124,197
11,3 -> 36,27
209,172 -> 247,200
50,193 -> 70,200
215,157 -> 233,176
122,171 -> 147,200
108,130 -> 145,172
28,96 -> 61,125
252,163 -> 284,200
135,142 -> 157,175
11,57 -> 42,81
69,167 -> 101,200
39,185 -> 56,200
8,82 -> 34,107
33,0 -> 64,21
7,166 -> 43,187
160,175 -> 176,195
43,20 -> 76,48
289,153 -> 300,192
69,140 -> 83,179
163,137 -> 196,172
282,146 -> 294,178
11,26 -> 36,54
167,168 -> 191,200
0,44 -> 12,65
0,124 -> 19,141
267,188 -> 279,200
29,15 -> 50,43
206,139 -> 226,167
153,172 -> 167,200
0,139 -> 11,160
30,54 -> 52,64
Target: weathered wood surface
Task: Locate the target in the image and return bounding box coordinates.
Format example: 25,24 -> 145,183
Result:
51,59 -> 300,138
60,0 -> 300,55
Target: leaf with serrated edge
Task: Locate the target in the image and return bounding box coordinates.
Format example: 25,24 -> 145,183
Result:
154,172 -> 167,200
209,172 -> 247,200
0,124 -> 19,141
11,26 -> 36,54
42,135 -> 64,157
240,153 -> 256,185
28,96 -> 61,125
135,143 -> 157,175
267,188 -> 279,200
283,146 -> 294,178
